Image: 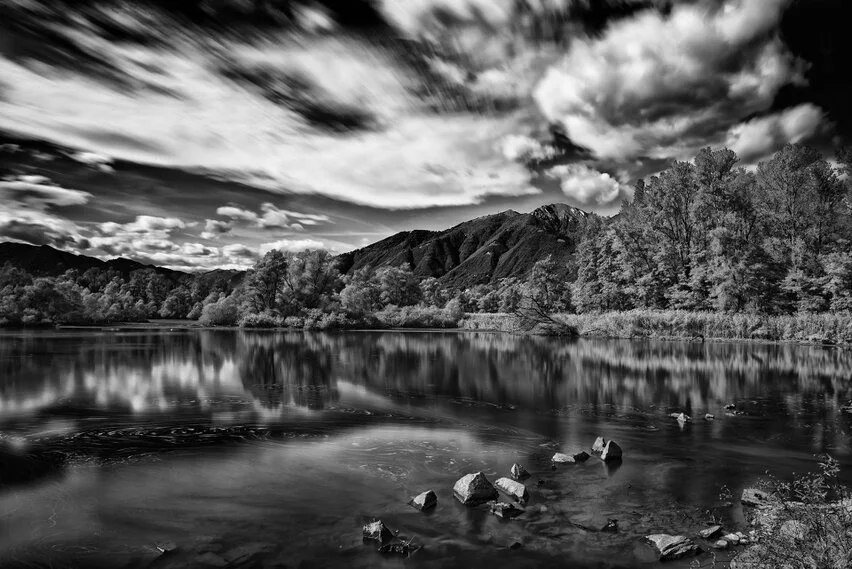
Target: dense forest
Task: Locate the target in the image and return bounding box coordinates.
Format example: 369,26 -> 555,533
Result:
1,143 -> 850,329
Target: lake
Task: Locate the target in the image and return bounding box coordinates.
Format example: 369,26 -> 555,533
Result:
1,329 -> 851,569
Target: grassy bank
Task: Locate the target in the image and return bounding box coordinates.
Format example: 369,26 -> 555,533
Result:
461,310 -> 852,345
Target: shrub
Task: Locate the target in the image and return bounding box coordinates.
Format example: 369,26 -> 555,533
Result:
198,294 -> 240,326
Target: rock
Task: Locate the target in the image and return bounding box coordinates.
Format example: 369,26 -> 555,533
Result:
841,406 -> 852,415
409,490 -> 437,511
676,413 -> 690,423
222,543 -> 276,565
453,472 -> 498,506
713,539 -> 729,549
363,520 -> 394,543
509,541 -> 523,550
741,488 -> 773,508
600,440 -> 622,462
698,525 -> 722,539
644,534 -> 701,561
552,451 -> 589,463
377,541 -> 418,557
591,437 -> 607,454
495,477 -> 529,503
510,463 -> 530,480
723,533 -> 740,545
705,413 -> 715,420
779,520 -> 806,540
730,545 -> 771,569
489,501 -> 524,519
601,519 -> 618,533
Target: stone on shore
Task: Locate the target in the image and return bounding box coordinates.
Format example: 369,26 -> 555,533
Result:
363,520 -> 394,543
600,440 -> 622,462
741,488 -> 773,508
510,463 -> 530,480
409,490 -> 437,511
495,477 -> 529,503
644,534 -> 701,561
722,533 -> 740,545
698,525 -> 722,539
712,539 -> 728,550
453,472 -> 498,506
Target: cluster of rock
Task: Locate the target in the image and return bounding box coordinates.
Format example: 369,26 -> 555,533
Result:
360,436 -> 625,557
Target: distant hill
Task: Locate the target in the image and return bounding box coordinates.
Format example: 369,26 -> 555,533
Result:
0,242 -> 184,278
337,203 -> 594,288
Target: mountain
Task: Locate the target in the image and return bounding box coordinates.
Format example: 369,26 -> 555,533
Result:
337,203 -> 594,288
0,242 -> 184,278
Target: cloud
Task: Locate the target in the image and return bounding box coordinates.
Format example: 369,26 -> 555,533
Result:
501,135 -> 559,164
215,203 -> 330,230
68,151 -> 115,173
222,243 -> 259,259
259,239 -> 328,255
98,215 -> 185,236
533,0 -> 807,160
0,177 -> 92,207
725,104 -> 824,162
200,219 -> 234,240
545,163 -> 630,204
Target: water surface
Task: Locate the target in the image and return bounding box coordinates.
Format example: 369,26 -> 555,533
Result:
1,329 -> 851,568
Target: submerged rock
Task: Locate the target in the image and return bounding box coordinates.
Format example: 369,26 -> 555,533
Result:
453,472 -> 498,506
600,440 -> 622,462
644,534 -> 701,561
705,413 -> 715,420
155,541 -> 177,554
591,437 -> 607,454
510,463 -> 530,480
495,477 -> 529,503
377,541 -> 419,557
409,490 -> 437,511
489,501 -> 524,519
601,519 -> 618,533
698,525 -> 722,539
363,520 -> 394,543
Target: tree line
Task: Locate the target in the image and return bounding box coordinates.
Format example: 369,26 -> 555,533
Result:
0,143 -> 850,328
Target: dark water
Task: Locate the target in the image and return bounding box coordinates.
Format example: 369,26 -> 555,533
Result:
1,329 -> 851,569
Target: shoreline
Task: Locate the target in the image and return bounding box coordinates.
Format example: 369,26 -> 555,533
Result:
2,313 -> 847,349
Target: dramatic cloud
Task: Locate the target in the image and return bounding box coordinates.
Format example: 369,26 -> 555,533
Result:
545,164 -> 630,204
501,135 -> 560,164
534,0 -> 812,160
725,104 -> 825,162
215,203 -> 331,230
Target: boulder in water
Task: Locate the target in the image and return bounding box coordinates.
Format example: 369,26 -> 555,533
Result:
591,437 -> 607,454
510,463 -> 530,480
552,450 -> 589,464
600,440 -> 622,462
644,534 -> 701,561
363,520 -> 394,543
601,519 -> 618,533
408,490 -> 437,511
705,413 -> 715,420
488,501 -> 524,519
453,472 -> 498,506
495,477 -> 529,503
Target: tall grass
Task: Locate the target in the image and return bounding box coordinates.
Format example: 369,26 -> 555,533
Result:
460,310 -> 852,344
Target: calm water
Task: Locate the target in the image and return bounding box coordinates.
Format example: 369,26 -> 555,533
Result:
1,329 -> 851,569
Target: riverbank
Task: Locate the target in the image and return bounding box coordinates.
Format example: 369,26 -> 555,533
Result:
460,310 -> 852,345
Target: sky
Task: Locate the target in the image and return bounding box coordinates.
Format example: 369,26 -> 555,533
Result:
1,0 -> 850,271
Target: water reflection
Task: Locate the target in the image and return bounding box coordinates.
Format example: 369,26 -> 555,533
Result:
1,330 -> 852,568
2,330 -> 851,420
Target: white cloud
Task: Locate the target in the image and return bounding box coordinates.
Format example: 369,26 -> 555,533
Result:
68,151 -> 114,173
0,177 -> 92,207
200,218 -> 234,240
533,0 -> 806,160
545,164 -> 628,204
222,243 -> 258,259
259,239 -> 327,255
725,104 -> 824,162
501,135 -> 559,164
215,203 -> 331,230
99,215 -> 185,235
0,32 -> 535,209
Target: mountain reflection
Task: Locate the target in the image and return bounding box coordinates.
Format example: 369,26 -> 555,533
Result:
1,330 -> 851,424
